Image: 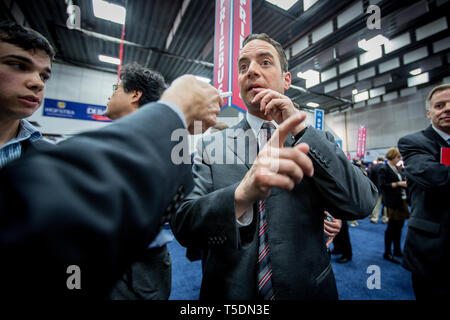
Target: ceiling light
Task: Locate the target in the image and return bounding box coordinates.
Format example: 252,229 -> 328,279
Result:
407,72 -> 429,87
92,0 -> 126,25
354,91 -> 369,103
195,76 -> 211,83
265,0 -> 298,11
297,69 -> 320,88
409,68 -> 422,76
358,34 -> 390,52
303,0 -> 319,11
98,54 -> 121,65
352,89 -> 358,95
306,102 -> 319,108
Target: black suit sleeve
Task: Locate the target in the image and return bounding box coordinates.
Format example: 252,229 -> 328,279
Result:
398,134 -> 450,191
0,103 -> 193,299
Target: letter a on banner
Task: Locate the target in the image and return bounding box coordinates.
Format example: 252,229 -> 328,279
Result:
213,0 -> 252,112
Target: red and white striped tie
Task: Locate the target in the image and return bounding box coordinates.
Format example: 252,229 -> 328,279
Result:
257,122 -> 275,300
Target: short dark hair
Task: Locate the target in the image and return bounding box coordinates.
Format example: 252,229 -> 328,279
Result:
120,63 -> 166,107
242,33 -> 288,72
0,20 -> 55,59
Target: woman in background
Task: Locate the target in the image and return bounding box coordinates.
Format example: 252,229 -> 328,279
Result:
379,147 -> 410,264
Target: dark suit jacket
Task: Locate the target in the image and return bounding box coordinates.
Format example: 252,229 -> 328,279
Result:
398,125 -> 450,279
379,163 -> 406,210
0,103 -> 193,299
172,119 -> 378,300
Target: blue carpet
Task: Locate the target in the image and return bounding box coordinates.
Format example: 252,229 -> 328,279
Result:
168,217 -> 415,300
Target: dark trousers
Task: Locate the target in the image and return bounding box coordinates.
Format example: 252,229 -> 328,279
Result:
332,220 -> 352,259
412,273 -> 449,300
108,245 -> 172,300
384,219 -> 404,255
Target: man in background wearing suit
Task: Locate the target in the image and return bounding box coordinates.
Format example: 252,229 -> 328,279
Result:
398,84 -> 450,299
172,33 -> 378,300
0,74 -> 222,299
0,21 -> 55,168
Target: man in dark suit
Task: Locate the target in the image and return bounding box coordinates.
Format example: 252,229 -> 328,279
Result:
0,21 -> 55,168
0,74 -> 222,299
398,83 -> 450,299
172,33 -> 378,300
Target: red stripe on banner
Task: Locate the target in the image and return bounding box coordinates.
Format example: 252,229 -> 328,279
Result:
117,23 -> 126,82
214,0 -> 251,112
214,0 -> 231,107
231,0 -> 251,113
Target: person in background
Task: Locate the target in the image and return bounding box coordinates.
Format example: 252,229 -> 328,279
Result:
398,83 -> 450,299
104,62 -> 173,300
369,156 -> 388,224
0,20 -> 55,168
379,147 -> 409,264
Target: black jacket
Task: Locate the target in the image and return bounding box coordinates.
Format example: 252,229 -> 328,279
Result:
0,103 -> 193,299
398,125 -> 450,279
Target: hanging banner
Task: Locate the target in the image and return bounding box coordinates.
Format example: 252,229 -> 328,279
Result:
214,0 -> 251,112
314,108 -> 324,131
43,98 -> 112,122
356,126 -> 367,158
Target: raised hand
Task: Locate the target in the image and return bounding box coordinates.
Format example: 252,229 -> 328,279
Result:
234,112 -> 314,219
160,75 -> 223,134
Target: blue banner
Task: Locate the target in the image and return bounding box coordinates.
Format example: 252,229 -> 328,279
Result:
314,109 -> 324,131
43,98 -> 112,122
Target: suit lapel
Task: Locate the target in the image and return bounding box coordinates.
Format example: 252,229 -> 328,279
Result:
226,118 -> 296,169
226,119 -> 257,169
424,125 -> 450,147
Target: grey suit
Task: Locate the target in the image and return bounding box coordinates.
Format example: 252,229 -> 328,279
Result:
172,118 -> 377,300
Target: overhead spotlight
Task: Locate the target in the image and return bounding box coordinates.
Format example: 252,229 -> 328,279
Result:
358,34 -> 389,52
98,54 -> 121,65
92,0 -> 126,25
306,102 -> 319,108
265,0 -> 297,11
297,69 -> 320,88
409,68 -> 422,76
352,89 -> 358,95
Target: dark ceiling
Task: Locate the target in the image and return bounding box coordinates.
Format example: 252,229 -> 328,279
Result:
1,0 -> 449,114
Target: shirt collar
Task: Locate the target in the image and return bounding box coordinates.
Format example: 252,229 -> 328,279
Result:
246,112 -> 279,139
431,125 -> 450,143
2,120 -> 42,149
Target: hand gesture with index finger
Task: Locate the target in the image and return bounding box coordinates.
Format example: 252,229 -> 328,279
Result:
234,113 -> 314,219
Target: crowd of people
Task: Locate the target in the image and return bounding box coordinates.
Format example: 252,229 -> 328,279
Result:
0,20 -> 448,300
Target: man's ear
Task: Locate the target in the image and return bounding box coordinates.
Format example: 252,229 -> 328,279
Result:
283,71 -> 291,91
131,90 -> 143,104
426,109 -> 431,120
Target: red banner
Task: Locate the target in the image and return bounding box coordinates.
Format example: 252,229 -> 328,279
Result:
356,126 -> 367,158
214,0 -> 251,112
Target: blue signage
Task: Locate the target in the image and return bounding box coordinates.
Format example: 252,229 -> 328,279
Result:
43,98 -> 112,122
314,109 -> 324,131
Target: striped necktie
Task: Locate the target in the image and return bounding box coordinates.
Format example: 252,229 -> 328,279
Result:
257,122 -> 276,300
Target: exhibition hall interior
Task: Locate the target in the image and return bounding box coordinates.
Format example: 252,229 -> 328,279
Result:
0,0 -> 449,302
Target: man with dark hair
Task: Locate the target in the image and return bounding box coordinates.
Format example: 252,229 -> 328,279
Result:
398,83 -> 450,299
105,63 -> 173,300
105,62 -> 166,120
0,20 -> 55,168
172,33 -> 377,300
